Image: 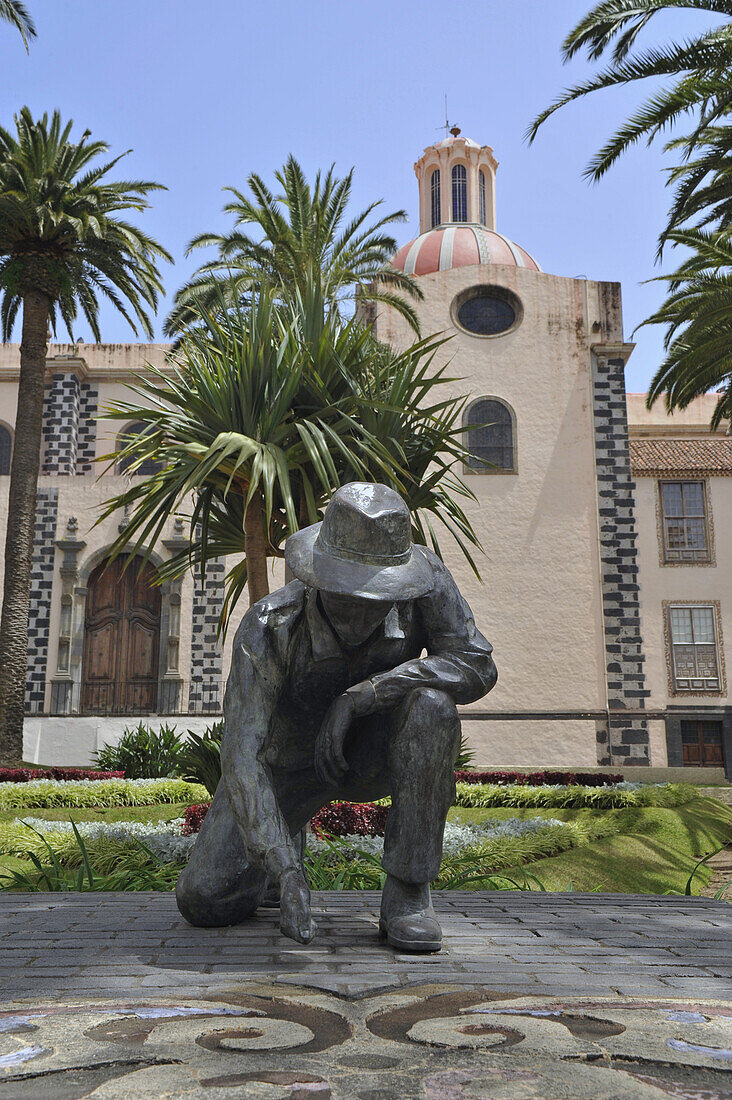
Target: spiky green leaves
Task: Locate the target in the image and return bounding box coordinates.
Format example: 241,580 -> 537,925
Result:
528,1 -> 732,183
642,227 -> 732,427
165,154 -> 423,337
0,1 -> 36,49
99,280 -> 481,633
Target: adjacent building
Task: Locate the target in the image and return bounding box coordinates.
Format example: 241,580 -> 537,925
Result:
1,130 -> 729,775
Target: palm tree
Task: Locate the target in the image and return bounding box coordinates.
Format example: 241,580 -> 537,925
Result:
165,154 -> 423,336
1,1 -> 35,48
663,123 -> 732,240
643,227 -> 732,427
527,1 -> 732,187
99,280 -> 479,629
0,107 -> 170,765
528,1 -> 732,426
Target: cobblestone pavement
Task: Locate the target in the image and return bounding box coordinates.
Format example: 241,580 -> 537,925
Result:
0,892 -> 729,1097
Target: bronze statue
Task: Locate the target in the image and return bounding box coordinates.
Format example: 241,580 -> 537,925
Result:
176,483 -> 497,952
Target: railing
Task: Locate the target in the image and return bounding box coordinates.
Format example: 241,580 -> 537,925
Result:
25,678 -> 223,717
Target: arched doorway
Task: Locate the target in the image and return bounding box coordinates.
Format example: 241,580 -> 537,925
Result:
82,554 -> 161,714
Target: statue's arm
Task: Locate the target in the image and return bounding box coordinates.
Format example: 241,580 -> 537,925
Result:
347,550 -> 497,715
220,619 -> 301,881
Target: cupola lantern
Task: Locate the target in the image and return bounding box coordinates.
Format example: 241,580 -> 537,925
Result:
415,129 -> 498,234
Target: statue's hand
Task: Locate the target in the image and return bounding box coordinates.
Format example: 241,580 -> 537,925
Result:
315,693 -> 355,786
279,868 -> 317,944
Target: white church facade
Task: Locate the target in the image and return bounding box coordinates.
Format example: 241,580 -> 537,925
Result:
0,131 -> 730,776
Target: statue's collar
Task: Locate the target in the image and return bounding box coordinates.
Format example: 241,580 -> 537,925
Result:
305,588 -> 403,661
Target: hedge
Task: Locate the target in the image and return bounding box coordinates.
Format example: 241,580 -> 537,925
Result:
454,770 -> 624,787
0,768 -> 125,783
453,782 -> 698,809
0,778 -> 208,810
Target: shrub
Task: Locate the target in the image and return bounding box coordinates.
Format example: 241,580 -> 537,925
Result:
0,768 -> 124,783
311,801 -> 390,838
454,734 -> 476,771
0,778 -> 208,810
179,722 -> 223,797
453,781 -> 698,810
183,803 -> 211,835
94,723 -> 185,779
454,770 -> 624,786
182,799 -> 391,838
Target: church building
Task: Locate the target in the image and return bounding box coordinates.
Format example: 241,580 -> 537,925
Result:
0,130 -> 729,776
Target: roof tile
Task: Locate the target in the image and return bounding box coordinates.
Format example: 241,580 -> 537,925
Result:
630,438 -> 732,476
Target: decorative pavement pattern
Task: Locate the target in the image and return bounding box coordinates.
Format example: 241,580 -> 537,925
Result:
0,891 -> 729,1098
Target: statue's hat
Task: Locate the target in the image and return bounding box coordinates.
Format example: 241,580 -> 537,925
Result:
285,482 -> 434,601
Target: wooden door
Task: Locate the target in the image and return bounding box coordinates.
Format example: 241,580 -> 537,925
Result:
681,720 -> 724,766
82,555 -> 161,714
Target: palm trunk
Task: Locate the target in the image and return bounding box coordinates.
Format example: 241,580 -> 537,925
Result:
244,489 -> 270,605
0,290 -> 49,765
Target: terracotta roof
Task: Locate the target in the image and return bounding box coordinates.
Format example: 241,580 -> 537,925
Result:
630,438 -> 732,476
391,225 -> 541,276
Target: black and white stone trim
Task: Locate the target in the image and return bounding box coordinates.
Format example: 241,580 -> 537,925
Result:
41,373 -> 80,475
25,488 -> 59,712
592,353 -> 650,765
189,558 -> 225,715
76,383 -> 98,473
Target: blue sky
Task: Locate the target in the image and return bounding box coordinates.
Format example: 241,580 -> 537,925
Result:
2,0 -> 717,392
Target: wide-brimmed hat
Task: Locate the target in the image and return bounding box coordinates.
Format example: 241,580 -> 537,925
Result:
285,483 -> 434,601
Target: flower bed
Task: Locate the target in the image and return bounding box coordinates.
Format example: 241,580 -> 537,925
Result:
454,770 -> 623,787
0,768 -> 125,783
0,814 -> 608,879
453,781 -> 697,809
0,778 -> 208,810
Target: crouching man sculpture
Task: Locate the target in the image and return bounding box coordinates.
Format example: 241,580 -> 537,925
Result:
176,483 -> 497,952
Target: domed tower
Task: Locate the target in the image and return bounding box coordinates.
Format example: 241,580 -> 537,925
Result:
391,126 -> 540,276
377,131 -> 649,775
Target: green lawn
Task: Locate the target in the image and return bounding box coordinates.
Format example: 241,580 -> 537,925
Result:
449,797 -> 732,893
0,803 -> 190,826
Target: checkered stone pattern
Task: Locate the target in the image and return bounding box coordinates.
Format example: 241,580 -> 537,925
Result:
188,557 -> 225,714
41,373 -> 80,474
593,355 -> 650,766
76,383 -> 98,472
25,488 -> 59,713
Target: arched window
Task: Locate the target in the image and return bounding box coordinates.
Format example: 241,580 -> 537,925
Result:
117,422 -> 163,476
451,164 -> 467,222
463,398 -> 516,473
0,425 -> 11,475
478,170 -> 487,226
430,169 -> 441,228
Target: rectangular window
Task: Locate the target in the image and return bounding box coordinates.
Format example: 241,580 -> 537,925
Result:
660,480 -> 710,562
668,604 -> 721,692
680,720 -> 724,766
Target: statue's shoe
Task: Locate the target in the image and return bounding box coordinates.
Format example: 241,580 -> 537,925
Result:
378,910 -> 442,953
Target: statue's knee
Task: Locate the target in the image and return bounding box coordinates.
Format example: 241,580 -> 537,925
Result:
403,687 -> 458,728
175,871 -> 210,927
175,866 -> 261,928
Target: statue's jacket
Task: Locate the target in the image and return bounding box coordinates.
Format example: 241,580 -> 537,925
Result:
220,545 -> 497,872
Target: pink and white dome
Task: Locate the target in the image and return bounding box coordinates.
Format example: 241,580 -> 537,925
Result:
391,223 -> 541,276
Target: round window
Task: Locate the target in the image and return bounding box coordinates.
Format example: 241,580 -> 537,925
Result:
452,287 -> 522,337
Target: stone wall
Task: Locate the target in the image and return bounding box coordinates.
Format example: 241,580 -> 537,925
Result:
41,373 -> 80,475
189,557 -> 225,715
25,488 -> 59,713
592,353 -> 650,764
76,383 -> 98,472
